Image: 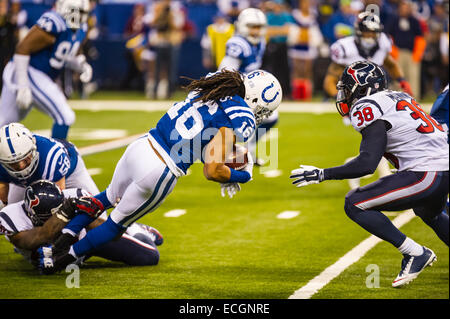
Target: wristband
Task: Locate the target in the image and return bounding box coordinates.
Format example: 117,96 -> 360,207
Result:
228,168 -> 251,183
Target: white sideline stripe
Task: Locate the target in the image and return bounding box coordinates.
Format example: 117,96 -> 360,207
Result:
164,209 -> 186,218
68,100 -> 434,114
78,133 -> 146,156
277,211 -> 300,219
289,209 -> 416,299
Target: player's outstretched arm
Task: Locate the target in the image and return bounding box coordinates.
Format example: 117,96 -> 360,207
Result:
383,55 -> 413,96
8,215 -> 67,251
290,120 -> 388,187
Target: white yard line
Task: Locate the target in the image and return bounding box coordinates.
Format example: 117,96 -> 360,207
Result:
289,209 -> 416,299
78,132 -> 146,156
68,100 -> 434,114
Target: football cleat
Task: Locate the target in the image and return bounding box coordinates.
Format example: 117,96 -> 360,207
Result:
137,223 -> 164,246
392,246 -> 437,288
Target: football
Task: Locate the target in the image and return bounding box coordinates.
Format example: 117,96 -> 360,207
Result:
225,144 -> 249,170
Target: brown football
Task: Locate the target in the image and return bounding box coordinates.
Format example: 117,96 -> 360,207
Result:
225,144 -> 248,170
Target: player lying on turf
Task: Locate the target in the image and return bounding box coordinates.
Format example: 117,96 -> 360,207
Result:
290,61 -> 449,288
36,69 -> 282,274
0,180 -> 164,271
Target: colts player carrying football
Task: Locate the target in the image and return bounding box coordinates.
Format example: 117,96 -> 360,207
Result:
37,69 -> 283,274
290,61 -> 449,287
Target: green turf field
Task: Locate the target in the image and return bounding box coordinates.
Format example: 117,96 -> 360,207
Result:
0,101 -> 448,299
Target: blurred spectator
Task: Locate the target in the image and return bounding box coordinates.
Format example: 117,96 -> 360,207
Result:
421,0 -> 447,95
362,0 -> 396,24
262,0 -> 295,98
147,0 -> 186,99
321,0 -> 361,44
288,0 -> 324,98
217,0 -> 250,23
200,12 -> 234,71
121,2 -> 153,92
440,18 -> 449,84
124,3 -> 147,38
0,0 -> 27,91
386,0 -> 426,98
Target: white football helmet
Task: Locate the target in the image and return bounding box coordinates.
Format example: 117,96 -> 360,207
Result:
0,123 -> 39,180
235,8 -> 267,45
243,70 -> 282,125
55,0 -> 90,29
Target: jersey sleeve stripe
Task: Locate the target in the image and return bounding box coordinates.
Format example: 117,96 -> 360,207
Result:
224,106 -> 254,115
47,149 -> 64,180
228,112 -> 256,122
0,212 -> 19,233
353,99 -> 384,115
42,12 -> 66,32
229,37 -> 252,56
42,144 -> 60,179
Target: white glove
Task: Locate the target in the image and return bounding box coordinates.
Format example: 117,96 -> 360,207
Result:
80,63 -> 93,83
220,183 -> 241,198
240,149 -> 254,180
290,165 -> 324,188
16,86 -> 33,110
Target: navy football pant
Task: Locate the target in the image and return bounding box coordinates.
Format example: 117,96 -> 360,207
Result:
344,171 -> 449,247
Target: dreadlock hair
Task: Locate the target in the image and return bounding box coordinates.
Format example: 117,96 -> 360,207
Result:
182,69 -> 245,103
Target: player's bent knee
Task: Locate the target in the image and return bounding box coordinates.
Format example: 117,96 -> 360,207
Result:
344,189 -> 363,219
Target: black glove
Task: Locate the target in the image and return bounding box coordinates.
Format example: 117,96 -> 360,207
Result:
55,198 -> 77,222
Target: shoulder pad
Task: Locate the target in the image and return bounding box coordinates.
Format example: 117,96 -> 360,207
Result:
350,98 -> 384,132
36,11 -> 67,35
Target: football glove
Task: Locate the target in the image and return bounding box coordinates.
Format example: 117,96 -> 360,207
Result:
16,86 -> 33,110
72,196 -> 105,219
220,183 -> 241,198
290,165 -> 324,188
241,149 -> 254,180
54,198 -> 78,223
80,63 -> 93,83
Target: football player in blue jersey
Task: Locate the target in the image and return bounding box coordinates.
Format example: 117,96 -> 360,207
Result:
219,8 -> 278,166
0,122 -> 99,209
35,69 -> 283,274
0,0 -> 92,140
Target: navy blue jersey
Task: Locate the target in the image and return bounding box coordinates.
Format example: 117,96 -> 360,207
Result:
224,35 -> 265,73
30,11 -> 87,80
0,135 -> 78,187
149,92 -> 256,173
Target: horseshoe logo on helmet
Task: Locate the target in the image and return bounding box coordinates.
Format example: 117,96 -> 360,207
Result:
261,83 -> 280,103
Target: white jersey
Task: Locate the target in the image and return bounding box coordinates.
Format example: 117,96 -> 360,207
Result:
330,33 -> 392,66
350,90 -> 449,172
0,188 -> 104,263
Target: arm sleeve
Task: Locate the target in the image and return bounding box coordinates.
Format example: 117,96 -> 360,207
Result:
323,120 -> 388,180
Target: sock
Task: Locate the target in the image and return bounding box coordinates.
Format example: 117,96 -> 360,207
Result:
73,216 -> 125,256
51,124 -> 70,140
64,213 -> 95,235
398,237 -> 424,256
94,190 -> 113,210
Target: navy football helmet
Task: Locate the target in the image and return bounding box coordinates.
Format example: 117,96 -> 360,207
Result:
336,61 -> 387,116
354,12 -> 383,55
24,180 -> 64,226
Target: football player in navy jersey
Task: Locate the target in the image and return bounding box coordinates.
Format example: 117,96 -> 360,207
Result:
35,69 -> 283,274
0,0 -> 92,140
0,122 -> 99,208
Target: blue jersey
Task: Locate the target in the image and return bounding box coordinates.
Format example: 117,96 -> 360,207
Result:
430,85 -> 449,128
0,135 -> 78,187
30,11 -> 87,80
224,35 -> 265,73
149,92 -> 256,174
